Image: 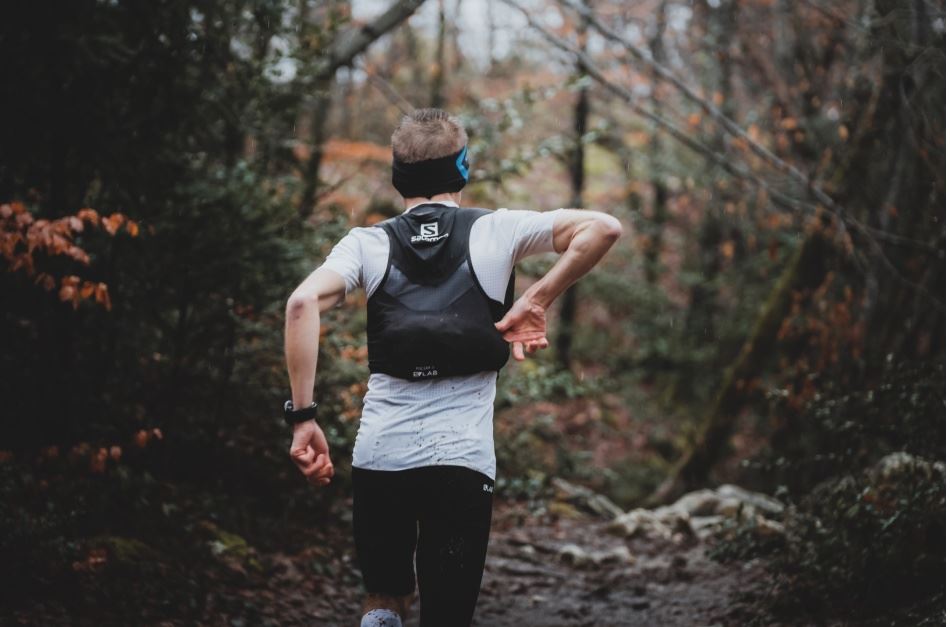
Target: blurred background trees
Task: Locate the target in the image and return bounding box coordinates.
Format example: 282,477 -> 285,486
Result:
0,0 -> 944,623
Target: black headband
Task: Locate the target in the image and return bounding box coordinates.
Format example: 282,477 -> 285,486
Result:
392,145 -> 470,198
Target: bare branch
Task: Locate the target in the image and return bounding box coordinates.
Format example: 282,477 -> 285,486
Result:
299,0 -> 426,218
555,0 -> 842,215
499,0 -> 805,216
316,0 -> 428,80
502,0 -> 944,311
361,63 -> 417,114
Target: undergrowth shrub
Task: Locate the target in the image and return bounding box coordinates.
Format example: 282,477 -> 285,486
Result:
712,358 -> 946,623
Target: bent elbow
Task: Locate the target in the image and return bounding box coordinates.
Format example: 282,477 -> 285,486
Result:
286,291 -> 318,315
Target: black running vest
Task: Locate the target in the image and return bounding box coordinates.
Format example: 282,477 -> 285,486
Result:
367,204 -> 515,380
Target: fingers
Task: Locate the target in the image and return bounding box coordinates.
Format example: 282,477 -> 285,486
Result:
292,446 -> 320,473
524,337 -> 549,354
290,443 -> 334,486
288,423 -> 334,487
290,443 -> 316,470
494,312 -> 513,332
496,298 -> 548,342
511,336 -> 549,361
512,341 -> 525,361
502,329 -> 546,343
308,467 -> 333,486
301,452 -> 335,486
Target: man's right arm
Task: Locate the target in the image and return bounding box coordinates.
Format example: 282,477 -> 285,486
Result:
495,209 -> 623,360
284,228 -> 363,487
284,267 -> 346,486
285,267 -> 347,410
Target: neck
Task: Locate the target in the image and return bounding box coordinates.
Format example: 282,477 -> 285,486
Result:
403,192 -> 461,210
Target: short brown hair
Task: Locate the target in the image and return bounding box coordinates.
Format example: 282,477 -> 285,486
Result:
391,108 -> 468,163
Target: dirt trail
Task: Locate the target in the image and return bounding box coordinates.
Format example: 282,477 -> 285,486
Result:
472,502 -> 770,627
268,500 -> 772,627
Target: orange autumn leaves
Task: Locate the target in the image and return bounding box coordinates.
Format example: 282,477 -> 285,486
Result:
58,275 -> 112,311
0,201 -> 141,310
86,427 -> 164,474
2,427 -> 166,476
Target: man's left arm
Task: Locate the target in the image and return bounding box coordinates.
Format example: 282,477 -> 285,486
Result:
495,209 -> 623,360
284,267 -> 347,486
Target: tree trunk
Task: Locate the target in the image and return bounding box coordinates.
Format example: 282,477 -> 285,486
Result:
430,0 -> 446,108
555,8 -> 590,369
487,0 -> 497,74
673,0 -> 735,402
299,77 -> 333,220
860,0 -> 944,364
450,0 -> 465,74
643,1 -> 668,285
650,224 -> 834,504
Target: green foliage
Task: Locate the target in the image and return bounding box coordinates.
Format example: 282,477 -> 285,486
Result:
0,445 -> 344,623
747,358 -> 945,495
496,361 -> 602,409
0,0 -> 334,447
495,470 -> 548,501
713,359 -> 946,621
711,457 -> 945,624
0,464 -> 82,605
494,365 -> 609,499
777,460 -> 945,614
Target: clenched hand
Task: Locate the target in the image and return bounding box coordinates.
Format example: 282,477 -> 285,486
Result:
494,296 -> 549,361
289,420 -> 334,486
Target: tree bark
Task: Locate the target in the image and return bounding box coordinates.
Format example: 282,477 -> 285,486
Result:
674,0 -> 734,402
555,6 -> 590,369
860,0 -> 943,362
649,223 -> 834,504
430,0 -> 446,108
313,0 -> 427,79
299,78 -> 334,220
643,1 -> 668,286
487,0 -> 497,74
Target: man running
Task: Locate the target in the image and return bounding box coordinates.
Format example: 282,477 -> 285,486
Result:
283,108 -> 621,626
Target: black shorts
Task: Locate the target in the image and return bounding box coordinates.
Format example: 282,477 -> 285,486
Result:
351,465 -> 494,627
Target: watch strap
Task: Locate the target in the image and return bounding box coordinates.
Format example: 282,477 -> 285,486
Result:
283,400 -> 318,425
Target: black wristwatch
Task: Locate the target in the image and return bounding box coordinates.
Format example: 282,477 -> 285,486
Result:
283,400 -> 318,426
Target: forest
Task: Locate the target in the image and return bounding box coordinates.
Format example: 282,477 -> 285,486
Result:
0,0 -> 945,625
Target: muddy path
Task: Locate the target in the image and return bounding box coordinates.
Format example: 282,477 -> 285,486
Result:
472,502 -> 770,627
254,499 -> 774,627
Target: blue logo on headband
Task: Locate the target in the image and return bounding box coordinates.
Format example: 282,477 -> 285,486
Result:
456,145 -> 470,181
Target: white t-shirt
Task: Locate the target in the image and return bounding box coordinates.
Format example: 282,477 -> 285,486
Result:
320,200 -> 564,479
